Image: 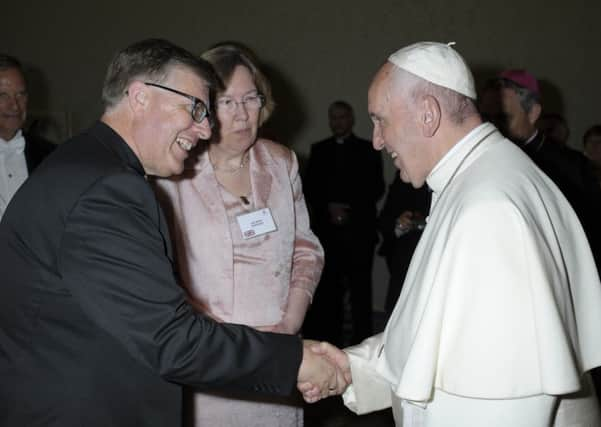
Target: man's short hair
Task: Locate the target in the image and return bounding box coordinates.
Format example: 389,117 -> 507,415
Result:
201,42 -> 274,125
495,77 -> 540,113
328,100 -> 354,116
102,39 -> 217,110
0,54 -> 25,75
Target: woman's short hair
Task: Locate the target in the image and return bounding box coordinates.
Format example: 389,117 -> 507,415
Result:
201,42 -> 274,125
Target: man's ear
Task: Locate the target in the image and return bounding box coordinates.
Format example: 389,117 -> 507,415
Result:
528,103 -> 542,125
126,81 -> 149,114
421,95 -> 441,137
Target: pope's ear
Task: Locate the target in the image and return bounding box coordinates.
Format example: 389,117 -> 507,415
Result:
421,95 -> 441,137
125,81 -> 149,113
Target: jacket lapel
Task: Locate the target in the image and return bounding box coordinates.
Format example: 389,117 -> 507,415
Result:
249,141 -> 273,209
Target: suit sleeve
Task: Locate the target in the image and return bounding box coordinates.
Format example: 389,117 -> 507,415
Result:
377,177 -> 403,255
58,172 -> 302,394
288,150 -> 324,296
370,150 -> 386,204
303,145 -> 328,228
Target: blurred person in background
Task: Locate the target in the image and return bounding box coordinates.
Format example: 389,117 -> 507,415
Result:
0,54 -> 54,220
303,100 -> 384,347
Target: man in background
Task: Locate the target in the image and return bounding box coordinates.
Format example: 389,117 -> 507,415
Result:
376,175 -> 430,320
304,100 -> 384,346
583,124 -> 601,186
480,69 -> 601,271
0,54 -> 54,219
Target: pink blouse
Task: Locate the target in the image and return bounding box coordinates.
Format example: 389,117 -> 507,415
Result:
155,139 -> 323,326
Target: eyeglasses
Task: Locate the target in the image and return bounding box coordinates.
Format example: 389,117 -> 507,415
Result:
216,94 -> 265,114
144,82 -> 211,124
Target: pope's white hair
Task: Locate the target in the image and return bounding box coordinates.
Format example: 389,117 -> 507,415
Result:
389,66 -> 478,125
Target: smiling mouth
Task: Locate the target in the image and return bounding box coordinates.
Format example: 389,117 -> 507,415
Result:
176,137 -> 193,151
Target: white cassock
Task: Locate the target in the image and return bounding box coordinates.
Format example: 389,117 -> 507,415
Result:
343,123 -> 601,426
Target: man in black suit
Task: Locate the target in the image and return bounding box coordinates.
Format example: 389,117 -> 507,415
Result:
377,175 -> 430,320
479,70 -> 601,272
0,54 -> 54,219
303,100 -> 385,346
0,39 -> 345,427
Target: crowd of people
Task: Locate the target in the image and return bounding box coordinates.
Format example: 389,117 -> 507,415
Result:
1,38 -> 601,427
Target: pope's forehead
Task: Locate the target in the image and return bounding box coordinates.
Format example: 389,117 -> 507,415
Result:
369,64 -> 396,100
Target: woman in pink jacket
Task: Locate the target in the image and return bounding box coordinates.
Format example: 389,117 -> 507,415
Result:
154,43 -> 324,427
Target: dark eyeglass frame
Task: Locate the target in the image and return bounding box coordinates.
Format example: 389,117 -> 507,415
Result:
144,82 -> 211,125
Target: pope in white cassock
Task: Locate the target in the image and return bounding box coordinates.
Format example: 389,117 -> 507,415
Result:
305,42 -> 601,426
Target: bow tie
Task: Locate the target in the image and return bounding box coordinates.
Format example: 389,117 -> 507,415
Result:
0,132 -> 26,155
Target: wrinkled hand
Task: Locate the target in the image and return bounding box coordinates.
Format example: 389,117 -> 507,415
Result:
297,341 -> 351,403
297,340 -> 349,403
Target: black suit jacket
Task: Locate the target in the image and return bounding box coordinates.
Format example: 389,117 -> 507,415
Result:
377,175 -> 430,259
304,134 -> 384,246
23,131 -> 56,173
0,122 -> 302,426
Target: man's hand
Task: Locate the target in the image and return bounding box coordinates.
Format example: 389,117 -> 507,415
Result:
297,340 -> 349,403
297,340 -> 351,403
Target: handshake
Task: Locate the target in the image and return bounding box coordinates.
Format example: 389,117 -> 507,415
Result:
296,340 -> 351,403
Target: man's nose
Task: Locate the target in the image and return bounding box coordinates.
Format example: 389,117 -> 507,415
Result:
3,94 -> 22,110
193,116 -> 212,141
372,130 -> 384,151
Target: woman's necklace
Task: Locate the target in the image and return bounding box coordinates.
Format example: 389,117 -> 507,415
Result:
210,152 -> 249,174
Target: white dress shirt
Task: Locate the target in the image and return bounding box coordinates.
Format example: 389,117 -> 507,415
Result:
0,130 -> 28,220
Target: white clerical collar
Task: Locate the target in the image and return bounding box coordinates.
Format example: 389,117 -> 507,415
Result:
426,122 -> 496,195
0,130 -> 26,155
523,129 -> 539,146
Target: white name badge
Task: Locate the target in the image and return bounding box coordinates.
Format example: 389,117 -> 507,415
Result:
236,208 -> 277,239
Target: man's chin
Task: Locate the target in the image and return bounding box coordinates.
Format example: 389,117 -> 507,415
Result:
0,125 -> 22,141
169,164 -> 185,177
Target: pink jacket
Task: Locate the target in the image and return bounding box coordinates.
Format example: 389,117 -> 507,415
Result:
155,139 -> 323,326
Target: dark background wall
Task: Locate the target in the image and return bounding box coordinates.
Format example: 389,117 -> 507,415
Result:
3,0 -> 600,309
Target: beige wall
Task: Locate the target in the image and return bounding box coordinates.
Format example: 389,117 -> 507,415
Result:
3,0 -> 600,310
